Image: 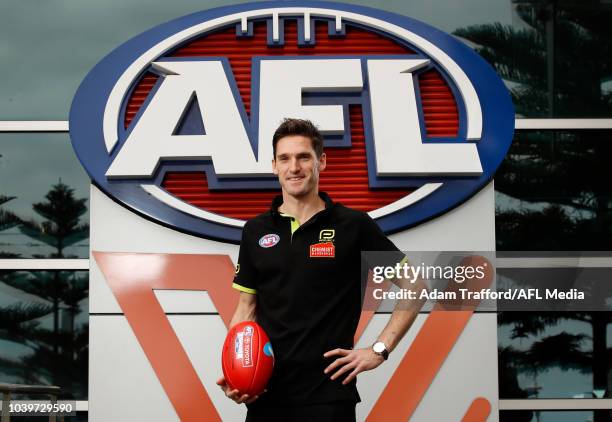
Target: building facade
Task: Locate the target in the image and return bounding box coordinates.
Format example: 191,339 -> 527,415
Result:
1,1 -> 611,421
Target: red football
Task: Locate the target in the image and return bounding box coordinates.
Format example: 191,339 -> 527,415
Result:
222,321 -> 274,396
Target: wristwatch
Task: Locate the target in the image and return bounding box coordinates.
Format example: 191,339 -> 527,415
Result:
372,341 -> 389,360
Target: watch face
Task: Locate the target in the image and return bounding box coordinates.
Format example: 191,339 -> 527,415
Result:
373,342 -> 386,353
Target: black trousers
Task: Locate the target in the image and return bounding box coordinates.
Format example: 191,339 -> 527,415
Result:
245,402 -> 357,422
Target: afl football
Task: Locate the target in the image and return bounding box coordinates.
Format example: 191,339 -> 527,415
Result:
221,321 -> 274,396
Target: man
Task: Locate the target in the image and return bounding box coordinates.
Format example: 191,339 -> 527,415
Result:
217,118 -> 425,421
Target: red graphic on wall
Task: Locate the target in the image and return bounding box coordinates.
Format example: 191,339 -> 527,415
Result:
94,252 -> 492,422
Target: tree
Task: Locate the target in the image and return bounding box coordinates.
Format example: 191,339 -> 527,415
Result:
455,3 -> 612,420
455,2 -> 612,250
19,181 -> 88,258
0,194 -> 23,258
0,182 -> 89,399
0,194 -> 22,230
15,181 -> 88,339
498,311 -> 610,422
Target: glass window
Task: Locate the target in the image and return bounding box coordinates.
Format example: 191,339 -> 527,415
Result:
500,410 -> 611,422
0,270 -> 88,400
498,311 -> 611,399
454,1 -> 612,118
0,133 -> 89,258
0,0 -> 259,120
495,130 -> 612,251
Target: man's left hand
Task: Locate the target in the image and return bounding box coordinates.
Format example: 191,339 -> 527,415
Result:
323,347 -> 385,385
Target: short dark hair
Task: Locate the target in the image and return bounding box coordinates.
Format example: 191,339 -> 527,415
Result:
272,118 -> 324,158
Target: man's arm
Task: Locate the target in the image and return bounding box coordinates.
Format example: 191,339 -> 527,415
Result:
372,277 -> 427,354
324,277 -> 427,385
229,291 -> 257,328
217,292 -> 261,404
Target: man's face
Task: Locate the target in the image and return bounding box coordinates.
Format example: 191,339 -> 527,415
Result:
272,135 -> 326,198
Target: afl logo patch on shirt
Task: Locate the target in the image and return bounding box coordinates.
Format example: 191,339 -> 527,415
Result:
259,234 -> 280,248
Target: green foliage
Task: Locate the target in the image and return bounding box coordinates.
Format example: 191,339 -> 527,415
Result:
523,332 -> 592,374
495,130 -> 612,250
456,3 -> 612,251
0,270 -> 89,398
456,3 -> 612,407
0,194 -> 22,236
454,2 -> 612,117
18,181 -> 88,257
0,182 -> 89,398
0,300 -> 55,359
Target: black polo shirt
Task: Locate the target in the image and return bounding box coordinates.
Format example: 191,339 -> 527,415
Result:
232,192 -> 400,406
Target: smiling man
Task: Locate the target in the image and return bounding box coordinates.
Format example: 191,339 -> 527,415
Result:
217,118 -> 424,422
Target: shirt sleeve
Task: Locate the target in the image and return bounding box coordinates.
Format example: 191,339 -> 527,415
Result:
359,212 -> 406,269
232,222 -> 258,294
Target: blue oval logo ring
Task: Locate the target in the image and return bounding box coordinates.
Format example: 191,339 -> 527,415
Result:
69,1 -> 514,243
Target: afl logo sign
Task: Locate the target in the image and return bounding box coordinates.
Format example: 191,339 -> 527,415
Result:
70,2 -> 514,243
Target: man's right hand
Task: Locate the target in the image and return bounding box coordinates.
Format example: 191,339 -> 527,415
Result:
216,377 -> 261,404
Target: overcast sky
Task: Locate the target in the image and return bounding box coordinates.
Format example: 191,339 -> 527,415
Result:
0,0 -> 514,120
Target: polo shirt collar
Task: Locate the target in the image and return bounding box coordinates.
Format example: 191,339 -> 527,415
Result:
271,191 -> 335,217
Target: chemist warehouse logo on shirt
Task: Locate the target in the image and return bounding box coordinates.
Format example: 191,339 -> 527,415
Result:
310,229 -> 336,258
69,1 -> 514,244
